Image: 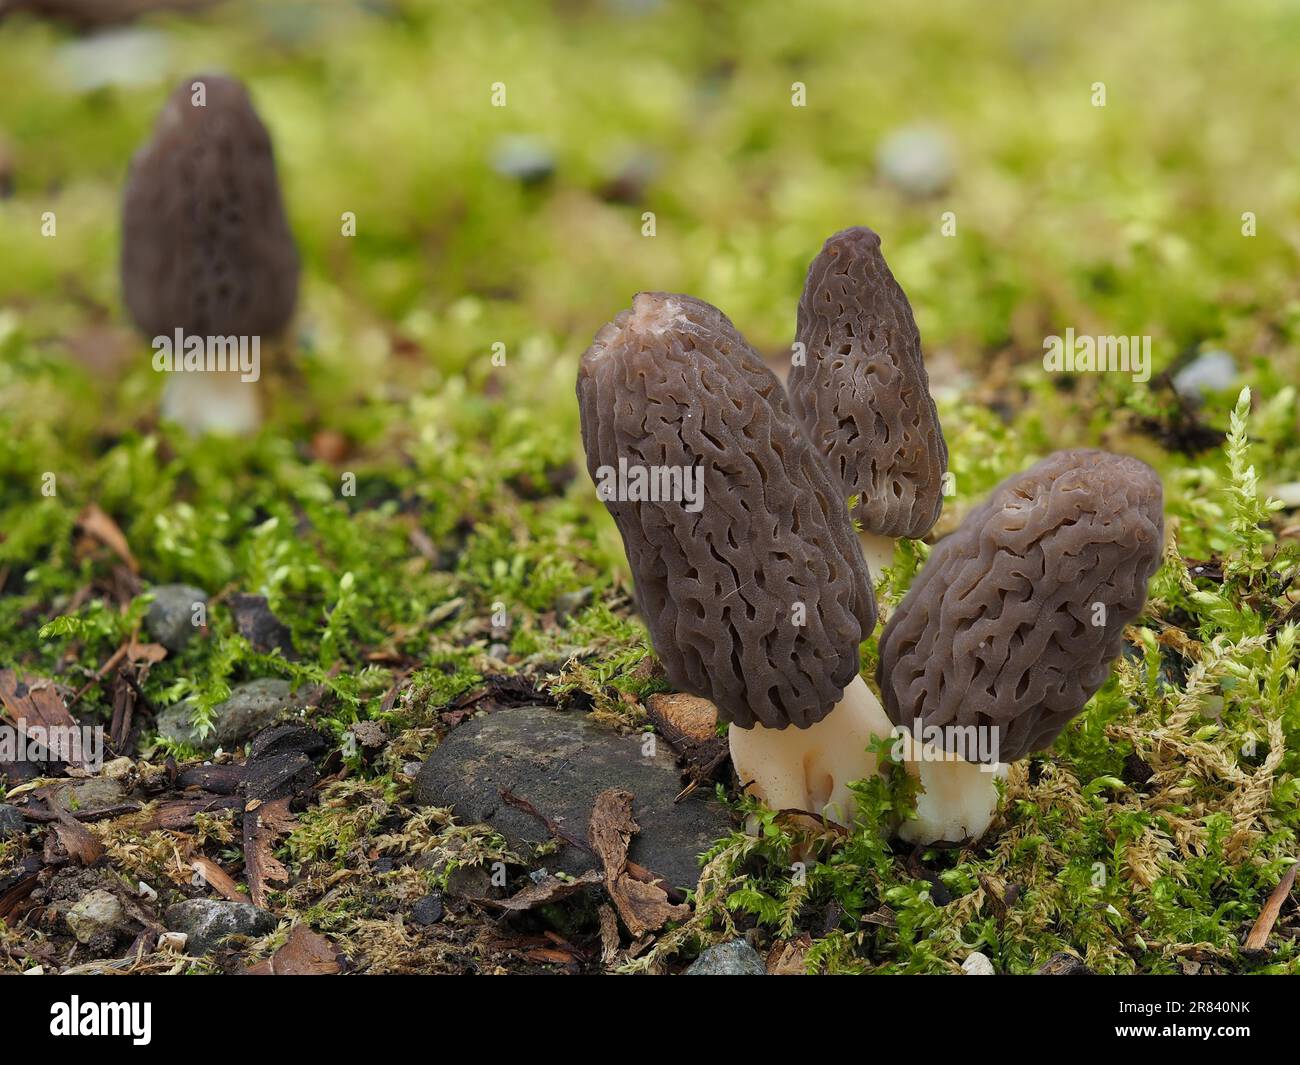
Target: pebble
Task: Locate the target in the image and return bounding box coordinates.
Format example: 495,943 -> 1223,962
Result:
491,135 -> 555,185
66,890 -> 126,945
961,951 -> 996,975
876,124 -> 955,198
156,678 -> 298,751
1173,349 -> 1237,400
412,893 -> 445,926
144,583 -> 208,652
49,777 -> 127,814
163,899 -> 276,954
684,939 -> 768,975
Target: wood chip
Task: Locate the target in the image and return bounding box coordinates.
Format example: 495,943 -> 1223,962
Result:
190,856 -> 244,902
141,794 -> 242,831
597,903 -> 621,966
243,797 -> 295,907
766,934 -> 813,975
644,692 -> 729,796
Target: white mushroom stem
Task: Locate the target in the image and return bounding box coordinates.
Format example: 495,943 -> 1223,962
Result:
891,730 -> 1006,844
161,372 -> 261,435
729,675 -> 892,825
857,530 -> 897,580
729,674 -> 1005,842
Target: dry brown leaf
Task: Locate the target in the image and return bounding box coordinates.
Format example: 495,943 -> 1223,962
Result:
1245,861 -> 1299,951
51,809 -> 104,865
76,503 -> 138,573
0,670 -> 82,766
766,934 -> 812,975
245,924 -> 341,975
589,787 -> 689,938
126,641 -> 167,665
471,870 -> 602,912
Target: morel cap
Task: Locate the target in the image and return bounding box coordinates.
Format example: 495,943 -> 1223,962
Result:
578,292 -> 876,730
877,449 -> 1164,763
121,74 -> 299,340
788,226 -> 948,539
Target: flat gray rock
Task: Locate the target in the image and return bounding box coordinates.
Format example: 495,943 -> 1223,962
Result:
157,678 -> 299,751
413,705 -> 733,890
164,899 -> 275,953
49,777 -> 127,813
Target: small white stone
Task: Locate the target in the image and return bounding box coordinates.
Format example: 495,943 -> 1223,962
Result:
961,951 -> 996,975
158,931 -> 189,954
1269,482 -> 1300,508
877,125 -> 955,198
1173,350 -> 1237,400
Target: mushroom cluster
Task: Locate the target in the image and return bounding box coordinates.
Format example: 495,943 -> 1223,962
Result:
577,230 -> 1165,845
121,74 -> 299,434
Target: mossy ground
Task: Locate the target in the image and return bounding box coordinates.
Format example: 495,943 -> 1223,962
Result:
1,0 -> 1299,973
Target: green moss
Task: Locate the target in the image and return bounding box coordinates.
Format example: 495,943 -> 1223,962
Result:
2,0 -> 1298,974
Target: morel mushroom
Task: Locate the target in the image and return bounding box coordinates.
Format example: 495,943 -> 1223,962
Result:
577,292 -> 892,821
788,227 -> 948,577
122,74 -> 299,434
877,449 -> 1165,842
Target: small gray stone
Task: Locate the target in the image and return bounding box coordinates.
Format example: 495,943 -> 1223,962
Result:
684,939 -> 767,975
49,777 -> 127,814
876,125 -> 955,198
491,135 -> 555,185
0,804 -> 24,839
445,864 -> 496,899
1173,350 -> 1238,400
157,678 -> 297,751
164,899 -> 275,954
961,951 -> 996,975
413,705 -> 734,890
412,893 -> 444,926
66,890 -> 127,945
554,587 -> 594,623
144,584 -> 208,653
